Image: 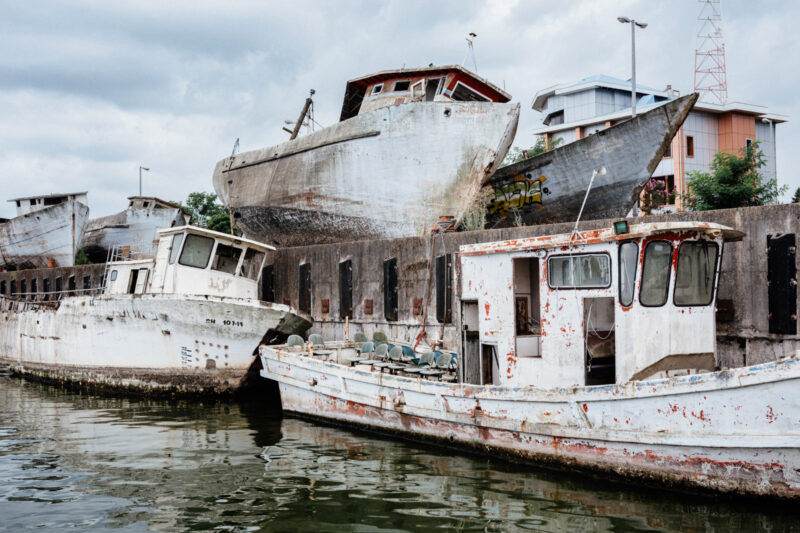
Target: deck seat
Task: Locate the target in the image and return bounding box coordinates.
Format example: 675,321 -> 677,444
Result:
308,333 -> 325,346
402,352 -> 435,375
372,331 -> 388,343
421,353 -> 452,380
287,334 -> 305,352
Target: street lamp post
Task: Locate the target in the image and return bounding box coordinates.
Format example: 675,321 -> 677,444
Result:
618,16 -> 647,118
139,166 -> 150,196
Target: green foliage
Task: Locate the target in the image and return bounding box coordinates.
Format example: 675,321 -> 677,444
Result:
502,136 -> 562,166
686,142 -> 785,211
792,187 -> 800,203
74,249 -> 91,265
174,192 -> 240,235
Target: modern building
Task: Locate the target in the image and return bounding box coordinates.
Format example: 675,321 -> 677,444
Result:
530,75 -> 786,210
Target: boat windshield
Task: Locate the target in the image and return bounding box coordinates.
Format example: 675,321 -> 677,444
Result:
211,244 -> 242,275
179,234 -> 214,269
240,248 -> 265,280
674,241 -> 719,306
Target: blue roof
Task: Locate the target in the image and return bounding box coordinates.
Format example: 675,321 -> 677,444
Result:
578,74 -> 658,93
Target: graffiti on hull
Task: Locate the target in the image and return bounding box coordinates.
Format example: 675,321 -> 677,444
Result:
486,173 -> 551,217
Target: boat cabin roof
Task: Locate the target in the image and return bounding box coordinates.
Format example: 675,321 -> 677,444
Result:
127,196 -> 189,213
339,65 -> 511,121
157,225 -> 276,252
460,222 -> 744,256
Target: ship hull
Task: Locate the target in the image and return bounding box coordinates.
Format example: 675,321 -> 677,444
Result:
84,207 -> 185,254
0,199 -> 89,269
0,294 -> 311,394
485,94 -> 698,228
214,101 -> 520,246
260,345 -> 800,499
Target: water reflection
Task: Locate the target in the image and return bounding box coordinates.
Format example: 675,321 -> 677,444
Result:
0,375 -> 796,532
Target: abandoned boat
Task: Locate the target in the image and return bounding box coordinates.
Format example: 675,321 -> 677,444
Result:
259,220 -> 800,499
82,196 -> 190,259
0,226 -> 312,394
213,65 -> 520,247
484,93 -> 698,228
0,192 -> 90,269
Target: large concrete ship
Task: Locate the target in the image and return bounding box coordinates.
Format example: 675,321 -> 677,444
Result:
213,65 -> 520,247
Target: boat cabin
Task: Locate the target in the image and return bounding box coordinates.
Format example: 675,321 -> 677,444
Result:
459,222 -> 743,388
9,192 -> 88,216
339,65 -> 511,120
104,226 -> 273,300
126,196 -> 191,224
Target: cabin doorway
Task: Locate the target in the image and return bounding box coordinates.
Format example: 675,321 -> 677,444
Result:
127,269 -> 139,294
513,258 -> 541,357
480,344 -> 498,385
461,300 -> 480,384
584,297 -> 616,385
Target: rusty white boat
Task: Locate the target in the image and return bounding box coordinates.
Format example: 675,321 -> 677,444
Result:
82,196 -> 190,258
0,192 -> 90,269
0,226 -> 311,394
213,65 -> 520,247
259,221 -> 800,498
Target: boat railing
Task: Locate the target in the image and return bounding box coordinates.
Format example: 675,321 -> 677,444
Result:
0,286 -> 104,310
106,242 -> 154,263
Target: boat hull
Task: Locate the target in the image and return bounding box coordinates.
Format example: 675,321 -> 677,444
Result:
214,101 -> 520,246
484,94 -> 698,228
260,347 -> 800,498
0,294 -> 311,393
0,199 -> 90,269
84,207 -> 185,254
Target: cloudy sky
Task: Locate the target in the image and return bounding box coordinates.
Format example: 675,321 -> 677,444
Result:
0,0 -> 796,219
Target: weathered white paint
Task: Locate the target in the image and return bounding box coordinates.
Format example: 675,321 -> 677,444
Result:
9,192 -> 88,216
259,345 -> 800,498
0,197 -> 89,269
213,100 -> 520,246
84,196 -> 189,255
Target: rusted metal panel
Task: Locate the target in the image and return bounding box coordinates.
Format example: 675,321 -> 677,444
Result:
260,345 -> 800,499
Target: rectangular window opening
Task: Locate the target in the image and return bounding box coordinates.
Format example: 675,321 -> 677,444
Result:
211,243 -> 242,275
298,263 -> 312,314
393,80 -> 410,92
371,83 -> 383,95
640,241 -> 673,307
548,254 -> 611,289
261,264 -> 274,302
436,254 -> 453,323
451,82 -> 490,102
674,241 -> 719,306
383,258 -> 398,321
618,242 -> 639,307
240,248 -> 265,280
43,278 -> 50,301
168,233 -> 184,264
339,259 -> 353,320
179,234 -> 215,269
55,277 -> 62,300
686,135 -> 695,158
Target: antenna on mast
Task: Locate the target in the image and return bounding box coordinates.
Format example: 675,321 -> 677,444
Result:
231,137 -> 240,157
694,0 -> 728,104
462,32 -> 478,72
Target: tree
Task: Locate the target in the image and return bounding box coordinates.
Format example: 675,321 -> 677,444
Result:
502,136 -> 562,166
792,186 -> 800,204
685,141 -> 785,211
174,191 -> 240,235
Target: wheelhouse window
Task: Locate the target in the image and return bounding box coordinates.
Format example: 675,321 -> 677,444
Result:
110,270 -> 118,281
640,241 -> 673,307
211,243 -> 242,275
674,241 -> 719,306
168,233 -> 184,264
393,80 -> 410,92
179,234 -> 214,269
619,242 -> 638,307
371,83 -> 383,95
240,248 -> 265,280
548,254 -> 611,289
451,82 -> 490,102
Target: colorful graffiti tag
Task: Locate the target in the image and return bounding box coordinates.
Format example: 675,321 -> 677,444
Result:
485,173 -> 550,216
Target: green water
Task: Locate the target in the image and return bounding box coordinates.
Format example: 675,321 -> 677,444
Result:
0,374 -> 797,532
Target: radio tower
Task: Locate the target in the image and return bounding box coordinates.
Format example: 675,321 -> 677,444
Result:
693,0 -> 728,104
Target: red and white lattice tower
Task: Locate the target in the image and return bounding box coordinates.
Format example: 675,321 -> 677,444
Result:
694,0 -> 728,104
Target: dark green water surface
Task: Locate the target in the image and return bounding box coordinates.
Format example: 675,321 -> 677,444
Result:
0,374 -> 797,532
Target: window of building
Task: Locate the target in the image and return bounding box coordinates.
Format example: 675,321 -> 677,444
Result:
298,263 -> 311,313
640,241 -> 673,307
547,254 -> 611,289
261,264 -> 274,302
339,259 -> 353,320
211,243 -> 242,275
674,241 -> 719,306
451,82 -> 490,102
371,83 -> 383,95
383,258 -> 398,321
179,234 -> 214,269
686,135 -> 695,158
240,248 -> 265,280
169,233 -> 184,264
436,254 -> 453,323
746,138 -> 753,149
393,80 -> 410,92
619,242 -> 639,307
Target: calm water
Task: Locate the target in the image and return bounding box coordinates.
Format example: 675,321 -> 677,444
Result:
0,374 -> 797,532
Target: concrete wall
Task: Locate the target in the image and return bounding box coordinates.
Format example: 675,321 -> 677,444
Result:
269,203 -> 800,370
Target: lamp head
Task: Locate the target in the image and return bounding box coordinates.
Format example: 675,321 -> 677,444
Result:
617,16 -> 631,23
635,21 -> 648,29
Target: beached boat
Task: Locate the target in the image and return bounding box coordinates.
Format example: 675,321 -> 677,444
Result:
0,192 -> 90,269
0,226 -> 311,394
82,196 -> 190,258
259,221 -> 800,498
484,94 -> 698,228
213,65 -> 520,247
